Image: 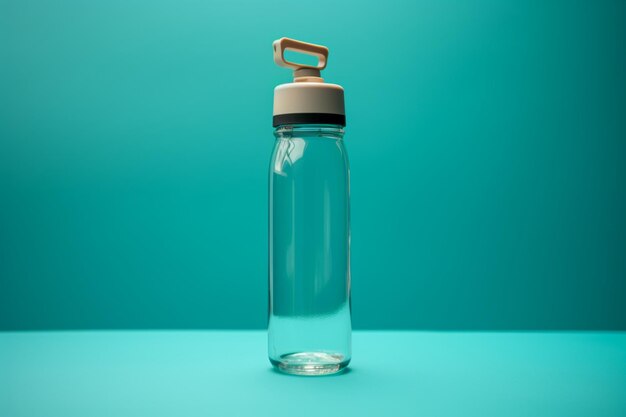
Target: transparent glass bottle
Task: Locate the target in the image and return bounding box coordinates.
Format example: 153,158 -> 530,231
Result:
268,124 -> 351,376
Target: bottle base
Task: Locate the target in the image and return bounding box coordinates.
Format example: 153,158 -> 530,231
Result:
270,352 -> 350,376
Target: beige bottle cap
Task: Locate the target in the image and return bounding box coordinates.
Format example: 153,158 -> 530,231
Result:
272,37 -> 345,127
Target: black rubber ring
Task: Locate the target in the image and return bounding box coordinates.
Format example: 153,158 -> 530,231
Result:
273,113 -> 346,127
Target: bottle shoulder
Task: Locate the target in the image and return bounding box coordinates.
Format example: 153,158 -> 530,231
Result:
270,133 -> 349,177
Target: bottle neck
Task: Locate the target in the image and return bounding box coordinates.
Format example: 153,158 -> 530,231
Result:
274,124 -> 344,140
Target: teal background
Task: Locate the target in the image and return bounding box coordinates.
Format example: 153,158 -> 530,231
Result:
1,0 -> 625,330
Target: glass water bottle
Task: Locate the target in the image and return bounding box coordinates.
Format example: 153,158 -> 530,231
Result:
268,38 -> 351,376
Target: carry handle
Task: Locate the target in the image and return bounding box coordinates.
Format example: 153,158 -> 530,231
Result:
273,37 -> 328,82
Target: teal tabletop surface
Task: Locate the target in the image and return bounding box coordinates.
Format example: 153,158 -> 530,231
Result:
1,331 -> 625,417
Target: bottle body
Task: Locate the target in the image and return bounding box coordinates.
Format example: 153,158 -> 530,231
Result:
268,124 -> 351,376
